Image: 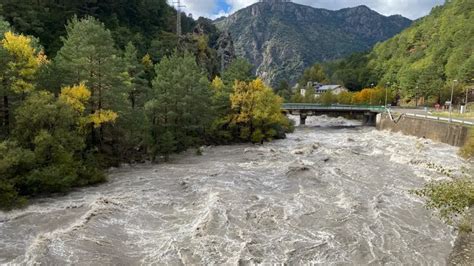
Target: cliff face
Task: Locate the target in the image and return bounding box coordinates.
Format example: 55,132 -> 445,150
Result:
215,2 -> 411,86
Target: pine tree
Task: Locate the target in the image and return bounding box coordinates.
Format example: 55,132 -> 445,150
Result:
55,16 -> 124,145
222,58 -> 255,86
145,52 -> 213,160
123,42 -> 148,110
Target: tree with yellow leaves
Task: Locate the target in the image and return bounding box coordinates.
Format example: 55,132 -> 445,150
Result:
0,31 -> 44,136
230,79 -> 291,143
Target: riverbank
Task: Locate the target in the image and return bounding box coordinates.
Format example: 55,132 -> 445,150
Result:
449,209 -> 474,265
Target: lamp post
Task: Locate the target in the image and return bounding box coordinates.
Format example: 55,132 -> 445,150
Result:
385,82 -> 390,108
370,83 -> 374,105
415,86 -> 419,108
449,80 -> 458,122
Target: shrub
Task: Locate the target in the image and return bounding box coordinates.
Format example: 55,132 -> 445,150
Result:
412,178 -> 474,227
460,129 -> 474,159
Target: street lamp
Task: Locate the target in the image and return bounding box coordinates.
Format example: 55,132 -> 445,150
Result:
415,86 -> 419,108
449,80 -> 458,122
385,82 -> 390,108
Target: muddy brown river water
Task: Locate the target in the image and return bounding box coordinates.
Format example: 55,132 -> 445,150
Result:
0,116 -> 471,265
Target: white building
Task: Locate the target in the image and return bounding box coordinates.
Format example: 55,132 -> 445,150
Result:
300,82 -> 348,97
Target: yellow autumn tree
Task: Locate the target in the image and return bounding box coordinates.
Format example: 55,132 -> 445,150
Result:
88,110 -> 118,128
58,83 -> 117,129
211,76 -> 224,92
0,31 -> 45,134
59,83 -> 91,113
230,79 -> 290,143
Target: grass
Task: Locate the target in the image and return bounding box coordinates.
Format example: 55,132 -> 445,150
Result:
459,216 -> 473,233
460,128 -> 474,159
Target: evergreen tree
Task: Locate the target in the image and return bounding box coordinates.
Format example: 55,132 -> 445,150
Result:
145,52 -> 213,160
55,16 -> 124,145
123,42 -> 148,110
275,80 -> 292,101
222,58 -> 255,86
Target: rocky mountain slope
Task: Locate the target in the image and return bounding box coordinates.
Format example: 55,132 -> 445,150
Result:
215,0 -> 411,86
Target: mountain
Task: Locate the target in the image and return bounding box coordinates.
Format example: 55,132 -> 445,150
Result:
364,0 -> 473,101
215,0 -> 411,86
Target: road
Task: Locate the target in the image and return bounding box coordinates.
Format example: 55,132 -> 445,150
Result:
390,107 -> 474,124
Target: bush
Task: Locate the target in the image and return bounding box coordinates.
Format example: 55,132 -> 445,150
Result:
460,129 -> 474,159
412,179 -> 474,226
0,180 -> 27,211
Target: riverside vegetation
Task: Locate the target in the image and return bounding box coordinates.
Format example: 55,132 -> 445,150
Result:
0,9 -> 292,210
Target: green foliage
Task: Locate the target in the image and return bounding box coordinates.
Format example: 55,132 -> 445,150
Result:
222,58 -> 255,86
413,178 -> 474,225
460,129 -> 474,159
0,0 -> 190,55
323,52 -> 375,91
275,80 -> 292,101
0,178 -> 26,210
145,52 -> 213,160
0,91 -> 105,209
299,64 -> 329,87
367,0 -> 474,103
55,16 -> 128,151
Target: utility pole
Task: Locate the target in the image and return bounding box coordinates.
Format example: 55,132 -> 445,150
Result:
449,80 -> 457,122
415,86 -> 419,108
173,0 -> 185,37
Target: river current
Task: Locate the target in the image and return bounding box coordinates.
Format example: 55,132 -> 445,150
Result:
0,115 -> 471,265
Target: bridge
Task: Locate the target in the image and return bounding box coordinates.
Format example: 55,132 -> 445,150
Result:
281,103 -> 386,125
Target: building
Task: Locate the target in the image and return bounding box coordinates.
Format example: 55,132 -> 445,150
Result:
299,82 -> 348,97
316,85 -> 348,96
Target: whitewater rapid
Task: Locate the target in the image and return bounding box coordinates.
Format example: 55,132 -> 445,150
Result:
0,115 -> 471,265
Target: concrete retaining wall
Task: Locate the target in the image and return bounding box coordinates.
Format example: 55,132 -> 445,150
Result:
376,113 -> 470,147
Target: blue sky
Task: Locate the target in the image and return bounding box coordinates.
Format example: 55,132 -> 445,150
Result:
178,0 -> 445,20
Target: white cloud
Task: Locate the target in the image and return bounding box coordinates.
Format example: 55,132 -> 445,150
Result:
179,0 -> 444,20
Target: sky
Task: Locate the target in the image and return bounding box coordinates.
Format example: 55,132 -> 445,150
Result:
175,0 -> 445,20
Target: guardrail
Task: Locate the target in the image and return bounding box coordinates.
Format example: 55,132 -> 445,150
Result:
403,113 -> 474,126
281,103 -> 386,112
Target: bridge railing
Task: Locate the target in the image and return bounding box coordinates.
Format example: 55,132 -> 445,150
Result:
281,103 -> 386,112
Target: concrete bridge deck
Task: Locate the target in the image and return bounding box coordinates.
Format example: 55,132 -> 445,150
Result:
282,103 -> 386,125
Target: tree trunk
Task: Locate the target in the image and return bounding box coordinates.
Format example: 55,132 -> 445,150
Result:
3,95 -> 9,135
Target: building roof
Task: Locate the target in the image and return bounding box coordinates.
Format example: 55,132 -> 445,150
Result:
317,85 -> 343,91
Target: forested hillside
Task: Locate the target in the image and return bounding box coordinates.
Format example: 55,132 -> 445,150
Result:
0,0 -> 195,55
0,2 -> 292,210
317,0 -> 473,105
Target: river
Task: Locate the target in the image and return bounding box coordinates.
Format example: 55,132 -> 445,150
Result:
0,115 -> 470,265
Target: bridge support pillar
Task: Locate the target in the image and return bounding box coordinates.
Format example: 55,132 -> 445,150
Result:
363,112 -> 376,126
300,113 -> 307,125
